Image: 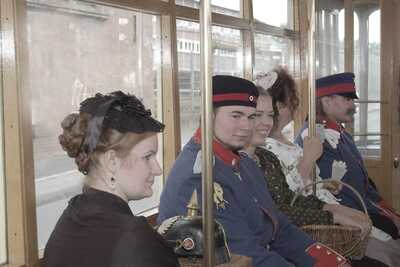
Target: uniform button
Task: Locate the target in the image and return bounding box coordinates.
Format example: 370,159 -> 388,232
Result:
253,197 -> 258,203
337,257 -> 342,261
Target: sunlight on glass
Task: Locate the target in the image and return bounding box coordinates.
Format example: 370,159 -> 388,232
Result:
253,0 -> 293,29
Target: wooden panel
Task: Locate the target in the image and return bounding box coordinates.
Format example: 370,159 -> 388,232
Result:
2,0 -> 39,266
390,0 -> 400,211
161,13 -> 181,180
379,0 -> 396,204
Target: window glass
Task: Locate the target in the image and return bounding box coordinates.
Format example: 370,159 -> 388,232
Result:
253,0 -> 294,29
254,33 -> 295,75
175,0 -> 240,17
26,0 -> 163,250
353,6 -> 381,158
0,92 -> 6,264
315,0 -> 345,78
176,20 -> 243,146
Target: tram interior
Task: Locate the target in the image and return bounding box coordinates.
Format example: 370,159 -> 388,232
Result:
0,0 -> 399,266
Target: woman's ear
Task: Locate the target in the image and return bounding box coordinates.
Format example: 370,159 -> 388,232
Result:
102,149 -> 120,174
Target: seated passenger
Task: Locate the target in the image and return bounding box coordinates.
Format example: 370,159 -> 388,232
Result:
243,84 -> 387,267
294,72 -> 400,267
158,75 -> 350,267
43,91 -> 179,267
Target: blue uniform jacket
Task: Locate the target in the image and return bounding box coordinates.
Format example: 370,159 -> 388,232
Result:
294,121 -> 381,215
158,137 -> 316,267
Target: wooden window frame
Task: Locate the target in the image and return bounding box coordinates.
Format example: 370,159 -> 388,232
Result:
0,0 -> 299,266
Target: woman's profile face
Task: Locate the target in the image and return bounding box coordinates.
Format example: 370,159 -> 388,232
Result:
115,134 -> 162,201
251,95 -> 275,147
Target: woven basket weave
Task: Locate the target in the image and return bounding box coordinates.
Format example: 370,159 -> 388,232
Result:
291,179 -> 370,260
179,254 -> 252,267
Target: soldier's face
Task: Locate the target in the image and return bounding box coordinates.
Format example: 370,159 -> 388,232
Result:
323,95 -> 356,123
213,105 -> 256,151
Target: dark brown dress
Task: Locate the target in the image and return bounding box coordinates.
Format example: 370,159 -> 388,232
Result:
255,147 -> 334,226
43,187 -> 179,267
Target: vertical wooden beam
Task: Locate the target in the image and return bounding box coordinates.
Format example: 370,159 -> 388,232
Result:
1,0 -> 39,266
381,0 -> 395,205
392,0 -> 400,211
297,0 -> 310,124
242,0 -> 254,80
161,3 -> 181,180
344,0 -> 354,134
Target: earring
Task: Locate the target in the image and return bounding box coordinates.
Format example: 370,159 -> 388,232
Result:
110,177 -> 116,189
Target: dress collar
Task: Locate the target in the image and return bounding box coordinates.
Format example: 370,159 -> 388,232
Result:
193,128 -> 241,168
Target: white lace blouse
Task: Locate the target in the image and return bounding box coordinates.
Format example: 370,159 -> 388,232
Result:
264,137 -> 339,204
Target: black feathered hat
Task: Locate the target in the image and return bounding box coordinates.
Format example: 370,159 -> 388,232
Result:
79,91 -> 164,153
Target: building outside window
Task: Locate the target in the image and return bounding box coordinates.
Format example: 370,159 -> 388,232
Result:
26,0 -> 163,252
177,20 -> 243,146
176,0 -> 240,17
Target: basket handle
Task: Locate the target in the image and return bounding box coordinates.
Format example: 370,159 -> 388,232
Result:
290,178 -> 369,217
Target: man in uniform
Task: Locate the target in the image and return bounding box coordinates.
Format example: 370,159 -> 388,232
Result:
158,75 -> 348,267
295,72 -> 400,267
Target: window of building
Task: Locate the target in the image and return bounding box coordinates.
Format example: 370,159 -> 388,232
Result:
254,33 -> 295,75
353,7 -> 381,158
26,0 -> 163,251
175,0 -> 240,17
315,0 -> 345,78
176,20 -> 243,146
253,0 -> 294,29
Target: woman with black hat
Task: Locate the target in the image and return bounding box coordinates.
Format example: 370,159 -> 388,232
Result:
43,91 -> 179,267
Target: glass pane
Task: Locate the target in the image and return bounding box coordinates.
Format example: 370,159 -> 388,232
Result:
315,0 -> 345,78
0,92 -> 6,264
354,102 -> 381,157
26,0 -> 163,251
354,10 -> 380,101
254,33 -> 295,75
354,135 -> 381,158
353,1 -> 380,157
177,20 -> 244,146
253,0 -> 294,29
175,0 -> 240,17
354,103 -> 381,134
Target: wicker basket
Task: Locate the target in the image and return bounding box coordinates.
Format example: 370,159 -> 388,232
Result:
291,179 -> 371,260
179,254 -> 252,267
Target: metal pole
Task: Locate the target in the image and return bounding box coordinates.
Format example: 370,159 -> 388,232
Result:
200,0 -> 215,266
307,0 -> 317,194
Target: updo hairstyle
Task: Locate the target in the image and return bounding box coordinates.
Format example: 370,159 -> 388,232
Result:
267,67 -> 299,115
59,112 -> 154,175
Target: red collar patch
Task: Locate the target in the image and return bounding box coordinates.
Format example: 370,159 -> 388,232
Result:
317,117 -> 344,132
193,128 -> 240,168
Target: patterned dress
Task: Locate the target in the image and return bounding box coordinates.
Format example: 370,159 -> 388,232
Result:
255,146 -> 334,226
265,137 -> 340,204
